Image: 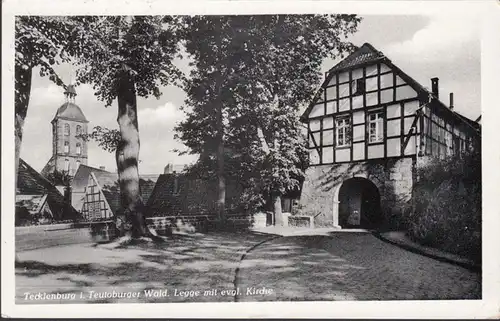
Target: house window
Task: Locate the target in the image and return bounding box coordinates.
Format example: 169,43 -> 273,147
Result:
368,111 -> 384,143
64,159 -> 70,172
76,160 -> 81,169
336,116 -> 351,147
76,143 -> 81,155
351,78 -> 366,96
64,124 -> 70,136
76,125 -> 82,136
64,141 -> 69,153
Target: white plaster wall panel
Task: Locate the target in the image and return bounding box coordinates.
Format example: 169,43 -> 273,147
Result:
395,85 -> 418,100
353,110 -> 365,124
387,138 -> 401,157
322,146 -> 334,163
339,83 -> 350,98
380,64 -> 391,73
309,104 -> 324,118
338,71 -> 349,83
404,116 -> 415,133
404,100 -> 420,115
352,68 -> 363,80
380,73 -> 393,88
326,86 -> 337,100
387,103 -> 401,118
310,119 -> 321,131
353,125 -> 365,142
387,119 -> 401,137
366,92 -> 378,107
338,98 -> 350,112
352,95 -> 363,109
380,88 -> 393,104
326,101 -> 336,114
353,142 -> 365,160
404,136 -> 416,155
335,148 -> 350,162
323,117 -> 334,129
323,130 -> 334,145
368,144 -> 384,159
365,65 -> 378,76
366,76 -> 378,92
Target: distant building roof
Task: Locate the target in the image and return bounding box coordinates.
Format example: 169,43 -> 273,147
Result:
17,159 -> 78,220
72,164 -> 110,193
52,102 -> 88,123
86,171 -> 160,214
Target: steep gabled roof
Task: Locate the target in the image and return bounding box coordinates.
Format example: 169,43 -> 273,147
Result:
88,171 -> 160,214
17,159 -> 78,220
72,164 -> 110,193
301,42 -> 480,133
327,43 -> 385,74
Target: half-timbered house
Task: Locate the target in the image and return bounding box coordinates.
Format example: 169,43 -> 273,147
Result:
299,43 -> 480,228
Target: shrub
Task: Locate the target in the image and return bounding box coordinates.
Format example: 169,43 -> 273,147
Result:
408,150 -> 481,263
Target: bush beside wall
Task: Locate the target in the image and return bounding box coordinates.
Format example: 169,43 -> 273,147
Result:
408,151 -> 481,263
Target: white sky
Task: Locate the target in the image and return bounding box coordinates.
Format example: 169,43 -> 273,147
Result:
21,14 -> 481,174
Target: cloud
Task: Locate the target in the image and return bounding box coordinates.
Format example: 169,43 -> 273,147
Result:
383,15 -> 480,64
138,102 -> 186,128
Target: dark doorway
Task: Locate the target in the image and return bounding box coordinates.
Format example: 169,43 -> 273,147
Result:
338,177 -> 381,228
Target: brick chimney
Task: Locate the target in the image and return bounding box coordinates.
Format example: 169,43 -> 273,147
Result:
164,163 -> 174,174
431,77 -> 439,99
449,92 -> 454,110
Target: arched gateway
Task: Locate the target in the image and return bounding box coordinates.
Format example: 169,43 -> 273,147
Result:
335,177 -> 382,228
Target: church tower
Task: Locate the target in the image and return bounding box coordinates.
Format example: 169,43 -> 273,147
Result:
43,85 -> 88,177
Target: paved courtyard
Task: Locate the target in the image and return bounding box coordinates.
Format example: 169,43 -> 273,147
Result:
236,233 -> 481,301
15,231 -> 480,304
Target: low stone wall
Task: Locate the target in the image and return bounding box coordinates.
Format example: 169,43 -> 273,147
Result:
146,214 -> 253,235
288,216 -> 314,228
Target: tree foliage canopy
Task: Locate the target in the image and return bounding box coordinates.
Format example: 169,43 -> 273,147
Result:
176,15 -> 361,210
64,16 -> 184,106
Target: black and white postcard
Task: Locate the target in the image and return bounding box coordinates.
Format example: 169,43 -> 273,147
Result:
2,0 -> 499,318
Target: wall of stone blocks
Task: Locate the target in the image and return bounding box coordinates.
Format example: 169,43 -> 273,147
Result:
299,157 -> 415,228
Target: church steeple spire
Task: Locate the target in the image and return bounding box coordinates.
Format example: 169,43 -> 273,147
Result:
64,84 -> 77,103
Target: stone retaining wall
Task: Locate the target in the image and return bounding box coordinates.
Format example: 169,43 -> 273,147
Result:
299,157 -> 414,228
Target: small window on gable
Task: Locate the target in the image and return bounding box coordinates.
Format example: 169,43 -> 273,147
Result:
351,78 -> 366,96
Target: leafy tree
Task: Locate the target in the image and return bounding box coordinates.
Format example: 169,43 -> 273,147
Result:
78,125 -> 121,153
15,16 -> 71,185
65,16 -> 183,238
177,15 -> 361,223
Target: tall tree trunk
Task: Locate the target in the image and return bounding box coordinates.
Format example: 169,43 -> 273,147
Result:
214,72 -> 226,223
272,193 -> 283,226
116,67 -> 148,238
15,64 -> 32,189
215,98 -> 226,222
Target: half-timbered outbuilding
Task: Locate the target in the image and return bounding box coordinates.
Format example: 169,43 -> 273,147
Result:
299,43 -> 480,228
